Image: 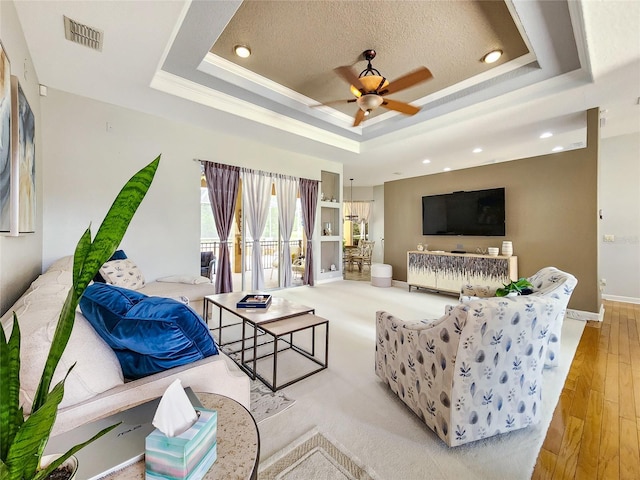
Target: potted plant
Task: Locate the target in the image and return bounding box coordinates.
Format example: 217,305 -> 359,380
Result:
0,156 -> 160,480
496,277 -> 534,297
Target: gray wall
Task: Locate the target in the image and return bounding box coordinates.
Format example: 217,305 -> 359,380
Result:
384,109 -> 600,313
0,1 -> 43,314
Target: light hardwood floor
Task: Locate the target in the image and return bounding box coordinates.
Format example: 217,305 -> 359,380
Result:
533,300 -> 640,479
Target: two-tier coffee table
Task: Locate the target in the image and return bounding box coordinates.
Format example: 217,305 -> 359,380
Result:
204,292 -> 329,391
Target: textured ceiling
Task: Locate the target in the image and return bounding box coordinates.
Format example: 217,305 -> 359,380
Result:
12,1 -> 640,187
210,0 -> 529,120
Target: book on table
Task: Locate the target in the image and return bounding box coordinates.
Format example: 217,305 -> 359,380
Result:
236,294 -> 272,309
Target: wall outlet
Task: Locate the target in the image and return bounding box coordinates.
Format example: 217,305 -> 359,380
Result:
600,278 -> 607,286
603,234 -> 615,242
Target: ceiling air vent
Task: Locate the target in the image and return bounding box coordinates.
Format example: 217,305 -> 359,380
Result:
63,15 -> 103,51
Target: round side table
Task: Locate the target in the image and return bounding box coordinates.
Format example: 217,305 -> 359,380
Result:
104,392 -> 259,480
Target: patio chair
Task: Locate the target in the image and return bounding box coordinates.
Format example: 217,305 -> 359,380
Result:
200,251 -> 216,280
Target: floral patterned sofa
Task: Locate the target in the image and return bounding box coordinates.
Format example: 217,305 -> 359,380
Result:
460,267 -> 577,368
375,294 -> 563,446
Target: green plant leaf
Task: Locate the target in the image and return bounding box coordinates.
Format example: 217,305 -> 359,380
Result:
31,290 -> 79,414
72,228 -> 92,287
32,156 -> 160,412
2,156 -> 160,479
5,377 -> 66,480
32,422 -> 120,480
495,278 -> 533,297
0,316 -> 24,462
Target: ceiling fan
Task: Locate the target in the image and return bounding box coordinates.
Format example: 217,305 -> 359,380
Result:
316,49 -> 433,127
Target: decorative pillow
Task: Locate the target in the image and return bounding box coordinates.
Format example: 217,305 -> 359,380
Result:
156,275 -> 210,285
79,283 -> 218,379
93,249 -> 128,283
99,258 -> 145,290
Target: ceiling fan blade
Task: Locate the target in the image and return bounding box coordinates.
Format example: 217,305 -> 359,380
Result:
334,66 -> 366,93
381,98 -> 421,115
310,99 -> 357,108
379,67 -> 433,96
353,109 -> 366,127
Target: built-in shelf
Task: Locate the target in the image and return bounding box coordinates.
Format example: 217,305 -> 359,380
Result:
319,200 -> 340,208
320,171 -> 340,203
319,171 -> 342,280
320,235 -> 341,242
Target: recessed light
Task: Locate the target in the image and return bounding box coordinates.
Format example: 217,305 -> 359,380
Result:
540,132 -> 553,139
482,49 -> 503,64
234,45 -> 251,58
552,146 -> 564,152
422,159 -> 431,164
473,148 -> 483,153
443,167 -> 451,172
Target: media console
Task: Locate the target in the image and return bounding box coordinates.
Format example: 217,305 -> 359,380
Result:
407,250 -> 518,294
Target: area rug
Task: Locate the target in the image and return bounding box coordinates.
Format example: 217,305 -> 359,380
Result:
258,428 -> 378,480
250,379 -> 295,424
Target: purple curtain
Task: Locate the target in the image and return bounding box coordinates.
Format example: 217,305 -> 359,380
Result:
299,178 -> 319,286
204,162 -> 239,294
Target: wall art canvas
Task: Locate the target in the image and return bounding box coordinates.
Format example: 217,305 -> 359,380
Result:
0,41 -> 11,232
11,76 -> 36,233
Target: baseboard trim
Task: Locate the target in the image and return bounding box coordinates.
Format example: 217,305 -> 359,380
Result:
316,276 -> 343,285
566,304 -> 605,322
602,294 -> 640,305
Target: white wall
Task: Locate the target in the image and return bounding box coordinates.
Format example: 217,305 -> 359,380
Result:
371,185 -> 384,264
0,1 -> 43,314
599,132 -> 640,303
41,89 -> 342,282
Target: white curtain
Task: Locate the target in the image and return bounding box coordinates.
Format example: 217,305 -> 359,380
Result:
275,175 -> 298,287
345,201 -> 372,241
344,201 -> 371,222
243,170 -> 273,290
351,201 -> 371,222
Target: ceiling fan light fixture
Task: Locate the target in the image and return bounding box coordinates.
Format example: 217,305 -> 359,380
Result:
357,94 -> 384,112
350,75 -> 389,97
234,44 -> 251,58
482,49 -> 503,64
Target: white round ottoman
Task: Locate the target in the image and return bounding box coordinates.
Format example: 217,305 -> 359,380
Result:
371,263 -> 392,287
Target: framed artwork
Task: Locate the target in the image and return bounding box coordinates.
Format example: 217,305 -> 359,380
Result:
10,75 -> 36,233
0,41 -> 11,233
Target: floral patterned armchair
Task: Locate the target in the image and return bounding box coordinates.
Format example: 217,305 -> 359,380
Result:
375,295 -> 563,447
460,267 -> 577,368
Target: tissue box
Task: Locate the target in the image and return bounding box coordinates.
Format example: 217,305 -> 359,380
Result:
145,408 -> 217,479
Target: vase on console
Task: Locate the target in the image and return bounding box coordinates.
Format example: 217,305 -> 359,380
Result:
501,241 -> 513,257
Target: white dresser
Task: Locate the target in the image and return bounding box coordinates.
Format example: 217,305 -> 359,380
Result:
407,250 -> 518,294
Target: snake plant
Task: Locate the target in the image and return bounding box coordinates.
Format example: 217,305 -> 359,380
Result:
0,156 -> 160,480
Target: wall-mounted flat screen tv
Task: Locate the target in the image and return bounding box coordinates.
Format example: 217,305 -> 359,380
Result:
422,187 -> 505,236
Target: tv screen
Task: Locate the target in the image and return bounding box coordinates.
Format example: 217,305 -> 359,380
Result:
422,188 -> 505,236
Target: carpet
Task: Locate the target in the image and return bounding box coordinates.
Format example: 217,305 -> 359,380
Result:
251,379 -> 295,424
256,281 -> 586,480
259,428 -> 378,480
